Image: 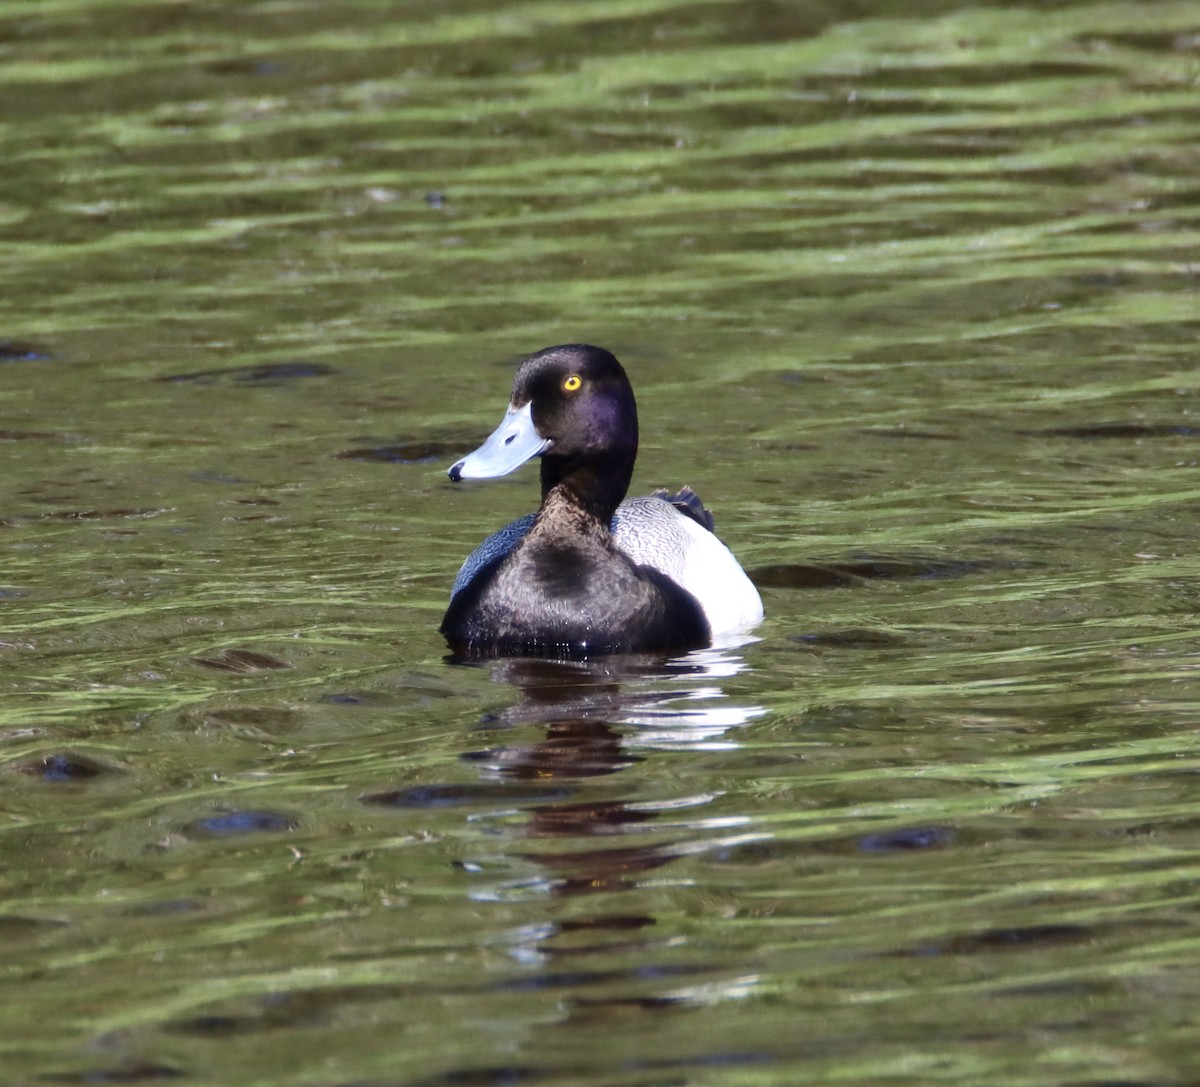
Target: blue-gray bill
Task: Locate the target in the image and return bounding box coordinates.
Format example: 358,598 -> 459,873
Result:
447,401 -> 549,482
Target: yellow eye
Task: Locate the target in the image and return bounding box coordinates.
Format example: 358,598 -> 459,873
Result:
562,374 -> 583,392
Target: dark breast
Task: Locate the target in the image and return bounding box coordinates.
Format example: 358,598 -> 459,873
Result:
440,536 -> 710,657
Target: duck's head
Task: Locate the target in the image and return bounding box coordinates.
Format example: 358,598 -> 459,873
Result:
448,344 -> 638,515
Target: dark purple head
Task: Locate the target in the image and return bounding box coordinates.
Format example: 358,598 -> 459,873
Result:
515,343 -> 635,452
447,344 -> 640,520
510,345 -> 638,517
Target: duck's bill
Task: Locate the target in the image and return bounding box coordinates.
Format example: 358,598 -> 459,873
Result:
448,401 -> 551,481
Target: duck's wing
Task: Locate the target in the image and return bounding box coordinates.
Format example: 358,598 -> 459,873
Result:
450,513 -> 537,599
612,496 -> 763,636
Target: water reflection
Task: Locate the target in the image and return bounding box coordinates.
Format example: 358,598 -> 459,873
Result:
443,648 -> 766,903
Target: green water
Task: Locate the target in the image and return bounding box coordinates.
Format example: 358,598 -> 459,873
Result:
3,0 -> 1200,1083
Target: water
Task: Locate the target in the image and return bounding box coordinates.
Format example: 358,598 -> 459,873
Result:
3,0 -> 1200,1083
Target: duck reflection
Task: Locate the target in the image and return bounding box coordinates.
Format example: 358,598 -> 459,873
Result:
452,645 -> 766,897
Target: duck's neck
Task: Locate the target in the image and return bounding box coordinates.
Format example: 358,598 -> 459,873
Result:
539,455 -> 632,527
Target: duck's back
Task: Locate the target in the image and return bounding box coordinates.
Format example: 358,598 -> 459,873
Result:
612,496 -> 763,636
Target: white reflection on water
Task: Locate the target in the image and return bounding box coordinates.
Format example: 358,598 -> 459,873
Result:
461,642 -> 770,906
618,643 -> 767,748
477,641 -> 767,748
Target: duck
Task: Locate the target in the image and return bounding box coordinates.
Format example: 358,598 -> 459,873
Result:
440,344 -> 763,657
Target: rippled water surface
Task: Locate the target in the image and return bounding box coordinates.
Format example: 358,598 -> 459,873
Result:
4,1 -> 1200,1084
